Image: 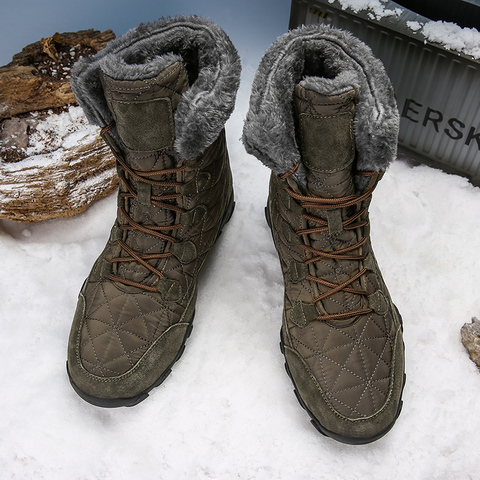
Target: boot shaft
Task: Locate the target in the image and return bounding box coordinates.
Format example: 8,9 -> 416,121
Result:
69,17 -> 242,291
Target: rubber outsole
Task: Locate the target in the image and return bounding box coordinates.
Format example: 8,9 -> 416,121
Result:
67,193 -> 235,408
266,203 -> 406,444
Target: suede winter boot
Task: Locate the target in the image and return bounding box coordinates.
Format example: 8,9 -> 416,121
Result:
67,16 -> 241,407
243,25 -> 405,444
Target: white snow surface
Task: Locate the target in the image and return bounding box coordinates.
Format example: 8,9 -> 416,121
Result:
1,43 -> 480,480
1,106 -> 100,173
24,106 -> 98,157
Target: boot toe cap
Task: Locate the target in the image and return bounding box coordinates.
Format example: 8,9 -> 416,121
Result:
282,328 -> 405,444
67,321 -> 191,407
67,281 -> 194,407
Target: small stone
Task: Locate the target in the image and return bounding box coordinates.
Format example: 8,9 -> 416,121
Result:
0,118 -> 29,151
461,317 -> 480,370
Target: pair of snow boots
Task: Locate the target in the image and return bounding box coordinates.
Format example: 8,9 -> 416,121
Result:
67,16 -> 405,445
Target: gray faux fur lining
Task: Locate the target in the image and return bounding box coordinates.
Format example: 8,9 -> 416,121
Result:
102,52 -> 184,81
71,15 -> 241,161
242,24 -> 399,187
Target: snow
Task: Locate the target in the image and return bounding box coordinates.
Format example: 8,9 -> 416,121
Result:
23,106 -> 99,159
1,16 -> 480,480
329,0 -> 402,20
406,20 -> 422,32
421,21 -> 480,59
0,106 -> 99,173
329,0 -> 480,59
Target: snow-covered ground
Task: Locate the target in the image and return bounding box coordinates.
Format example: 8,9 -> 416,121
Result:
1,5 -> 480,480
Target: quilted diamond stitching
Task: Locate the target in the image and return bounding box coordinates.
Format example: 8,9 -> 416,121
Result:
289,313 -> 394,418
80,280 -> 177,377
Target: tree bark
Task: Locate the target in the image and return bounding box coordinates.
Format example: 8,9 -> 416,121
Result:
0,136 -> 117,223
0,29 -> 118,223
0,29 -> 115,120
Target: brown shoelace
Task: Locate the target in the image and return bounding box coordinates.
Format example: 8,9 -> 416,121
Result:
284,171 -> 380,321
102,126 -> 186,293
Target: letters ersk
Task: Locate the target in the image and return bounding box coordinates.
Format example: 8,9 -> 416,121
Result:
401,98 -> 480,151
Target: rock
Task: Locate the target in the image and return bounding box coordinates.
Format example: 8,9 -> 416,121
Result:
461,317 -> 480,370
0,29 -> 115,120
0,118 -> 29,151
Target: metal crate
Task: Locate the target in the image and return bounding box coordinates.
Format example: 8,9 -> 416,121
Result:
289,0 -> 480,185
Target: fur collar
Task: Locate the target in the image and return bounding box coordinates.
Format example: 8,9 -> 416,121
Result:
242,24 -> 399,187
71,15 -> 241,161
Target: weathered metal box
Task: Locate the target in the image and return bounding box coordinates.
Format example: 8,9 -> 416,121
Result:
289,0 -> 480,184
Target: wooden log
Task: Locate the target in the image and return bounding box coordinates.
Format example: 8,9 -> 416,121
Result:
0,29 -> 115,120
0,135 -> 117,223
0,66 -> 75,119
0,29 -> 118,223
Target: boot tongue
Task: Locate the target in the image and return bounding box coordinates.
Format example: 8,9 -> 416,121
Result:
293,85 -> 366,319
101,59 -> 189,171
101,60 -> 190,287
293,84 -> 357,198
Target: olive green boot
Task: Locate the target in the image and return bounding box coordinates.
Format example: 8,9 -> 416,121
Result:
243,25 -> 405,444
67,16 -> 241,407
